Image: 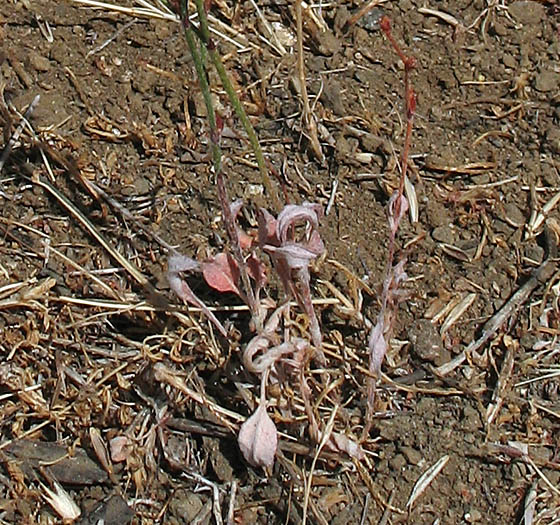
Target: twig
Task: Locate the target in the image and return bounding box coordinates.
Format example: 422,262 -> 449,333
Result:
436,226 -> 557,376
302,405 -> 338,525
86,19 -> 136,57
0,94 -> 40,174
295,0 -> 325,164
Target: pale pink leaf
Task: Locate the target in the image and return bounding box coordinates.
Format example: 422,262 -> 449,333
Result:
109,436 -> 131,463
388,192 -> 409,236
238,230 -> 254,250
230,199 -> 244,219
247,253 -> 267,289
276,202 -> 322,244
264,243 -> 318,271
201,252 -> 241,294
238,403 -> 278,468
368,315 -> 387,375
329,432 -> 365,460
258,208 -> 278,246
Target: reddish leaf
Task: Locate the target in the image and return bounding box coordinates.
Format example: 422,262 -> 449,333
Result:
247,253 -> 267,289
238,230 -> 253,250
201,252 -> 240,295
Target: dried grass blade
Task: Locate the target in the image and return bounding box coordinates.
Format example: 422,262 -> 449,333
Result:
295,0 -> 324,164
486,336 -> 516,425
440,292 -> 476,335
436,245 -> 555,376
302,405 -> 338,525
39,478 -> 81,521
526,189 -> 560,237
247,0 -> 286,55
153,363 -> 245,427
31,175 -> 163,301
404,174 -> 418,223
523,480 -> 537,525
406,454 -> 449,509
0,94 -> 40,174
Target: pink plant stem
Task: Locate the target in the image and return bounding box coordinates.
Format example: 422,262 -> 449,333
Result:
296,268 -> 325,363
216,173 -> 259,326
363,16 -> 417,440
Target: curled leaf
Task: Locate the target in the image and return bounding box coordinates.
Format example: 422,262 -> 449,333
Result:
259,203 -> 325,354
167,253 -> 227,337
388,191 -> 409,237
238,403 -> 278,468
276,202 -> 322,245
329,432 -> 365,460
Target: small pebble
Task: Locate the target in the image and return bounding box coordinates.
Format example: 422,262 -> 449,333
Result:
27,50 -> 51,72
535,70 -> 560,92
389,453 -> 406,471
465,509 -> 482,523
432,225 -> 455,244
492,21 -> 507,37
502,54 -> 516,69
546,127 -> 560,154
508,1 -> 545,25
400,446 -> 422,466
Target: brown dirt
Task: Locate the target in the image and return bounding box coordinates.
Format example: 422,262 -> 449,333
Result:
1,0 -> 559,524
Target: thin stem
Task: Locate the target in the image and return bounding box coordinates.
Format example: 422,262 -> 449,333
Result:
190,0 -> 281,210
194,0 -> 209,63
180,0 -> 221,174
208,44 -> 280,210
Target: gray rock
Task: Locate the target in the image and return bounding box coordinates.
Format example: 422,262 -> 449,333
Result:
400,446 -> 423,465
409,319 -> 450,366
535,70 -> 560,92
508,1 -> 545,25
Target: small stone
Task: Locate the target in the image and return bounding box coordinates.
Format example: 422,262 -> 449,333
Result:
432,225 -> 455,244
545,127 -> 560,154
312,30 -> 340,56
333,6 -> 350,33
508,1 -> 545,25
492,21 -> 508,36
357,8 -> 384,31
408,319 -> 450,366
321,80 -> 345,116
535,70 -> 560,92
502,54 -> 516,69
400,446 -> 422,465
377,420 -> 399,441
389,453 -> 406,471
168,490 -> 203,523
503,203 -> 525,227
465,508 -> 482,522
27,50 -> 51,72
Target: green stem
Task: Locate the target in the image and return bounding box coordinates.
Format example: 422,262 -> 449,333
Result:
208,47 -> 280,210
192,0 -> 280,210
180,0 -> 221,174
194,0 -> 210,64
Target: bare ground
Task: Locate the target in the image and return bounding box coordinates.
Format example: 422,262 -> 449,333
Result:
0,0 -> 559,524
